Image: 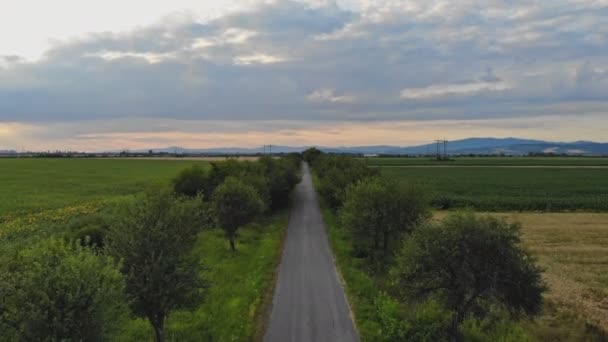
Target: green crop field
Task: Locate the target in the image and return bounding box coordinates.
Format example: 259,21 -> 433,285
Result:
0,158 -> 210,216
380,166 -> 608,211
0,157 -> 289,341
365,156 -> 608,167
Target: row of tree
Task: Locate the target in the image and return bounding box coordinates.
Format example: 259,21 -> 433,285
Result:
306,149 -> 546,341
0,155 -> 301,341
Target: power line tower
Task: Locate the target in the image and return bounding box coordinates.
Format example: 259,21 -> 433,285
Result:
262,145 -> 273,155
435,139 -> 448,160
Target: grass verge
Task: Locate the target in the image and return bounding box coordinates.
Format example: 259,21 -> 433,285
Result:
117,212 -> 289,341
322,207 -> 386,341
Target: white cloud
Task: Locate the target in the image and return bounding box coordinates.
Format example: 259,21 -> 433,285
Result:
234,54 -> 287,65
400,82 -> 511,100
307,88 -> 357,103
86,51 -> 176,63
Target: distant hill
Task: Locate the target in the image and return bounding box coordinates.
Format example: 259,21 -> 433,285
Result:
135,138 -> 608,156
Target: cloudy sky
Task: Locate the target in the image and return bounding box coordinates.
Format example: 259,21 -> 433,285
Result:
1,0 -> 607,151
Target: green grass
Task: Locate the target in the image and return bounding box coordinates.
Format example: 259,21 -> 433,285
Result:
380,167 -> 608,211
0,158 -> 210,216
117,213 -> 288,341
0,158 -> 288,341
365,157 -> 608,167
322,207 -> 385,341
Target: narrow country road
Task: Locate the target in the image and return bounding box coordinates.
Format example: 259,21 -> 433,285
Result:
264,163 -> 359,342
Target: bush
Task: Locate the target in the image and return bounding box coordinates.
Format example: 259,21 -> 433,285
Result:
75,225 -> 106,248
67,213 -> 110,248
0,239 -> 125,341
173,164 -> 208,197
341,177 -> 429,264
374,293 -> 451,342
391,212 -> 546,339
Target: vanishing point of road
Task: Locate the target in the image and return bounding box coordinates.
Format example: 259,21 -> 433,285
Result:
264,163 -> 359,342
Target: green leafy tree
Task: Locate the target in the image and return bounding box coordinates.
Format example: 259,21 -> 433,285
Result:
258,156 -> 301,210
106,189 -> 205,342
313,156 -> 379,209
302,147 -> 323,165
391,212 -> 546,340
173,164 -> 209,197
341,177 -> 429,264
0,239 -> 125,341
212,177 -> 264,251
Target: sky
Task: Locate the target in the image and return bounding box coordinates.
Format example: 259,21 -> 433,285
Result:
1,0 -> 607,151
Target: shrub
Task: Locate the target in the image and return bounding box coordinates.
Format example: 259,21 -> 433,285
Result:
75,225 -> 106,248
173,164 -> 208,197
391,212 -> 546,340
67,213 -> 110,248
0,239 -> 125,341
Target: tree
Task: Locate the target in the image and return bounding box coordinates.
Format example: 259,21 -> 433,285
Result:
391,212 -> 546,340
341,177 -> 429,264
258,156 -> 301,210
0,239 -> 125,341
173,164 -> 209,198
212,177 -> 264,251
302,147 -> 322,165
313,156 -> 379,209
106,189 -> 205,342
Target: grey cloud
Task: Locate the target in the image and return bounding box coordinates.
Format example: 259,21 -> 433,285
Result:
1,0 -> 607,124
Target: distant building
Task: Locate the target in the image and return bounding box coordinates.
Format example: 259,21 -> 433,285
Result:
363,153 -> 379,158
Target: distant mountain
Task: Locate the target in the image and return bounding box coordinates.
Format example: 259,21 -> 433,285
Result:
129,138 -> 608,156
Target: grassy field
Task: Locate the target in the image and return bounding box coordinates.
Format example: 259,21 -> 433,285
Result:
432,212 -> 608,340
0,158 -> 210,216
0,158 -> 288,341
380,166 -> 608,211
365,156 -> 608,167
326,208 -> 608,341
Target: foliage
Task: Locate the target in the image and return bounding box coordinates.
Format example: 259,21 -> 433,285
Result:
67,212 -> 111,248
119,213 -> 288,341
258,156 -> 301,210
302,147 -> 323,165
106,189 -> 206,342
312,155 -> 379,209
213,177 -> 264,251
341,177 -> 429,264
173,164 -> 209,197
0,239 -> 126,341
391,212 -> 546,339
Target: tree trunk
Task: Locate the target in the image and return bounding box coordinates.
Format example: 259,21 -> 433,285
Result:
152,316 -> 165,342
229,235 -> 236,252
448,310 -> 464,342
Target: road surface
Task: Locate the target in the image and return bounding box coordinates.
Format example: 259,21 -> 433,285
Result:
264,163 -> 359,342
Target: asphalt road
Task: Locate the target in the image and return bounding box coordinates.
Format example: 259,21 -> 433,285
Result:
264,163 -> 359,342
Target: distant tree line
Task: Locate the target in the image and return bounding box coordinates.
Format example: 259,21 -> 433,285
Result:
304,148 -> 546,341
0,154 -> 301,342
